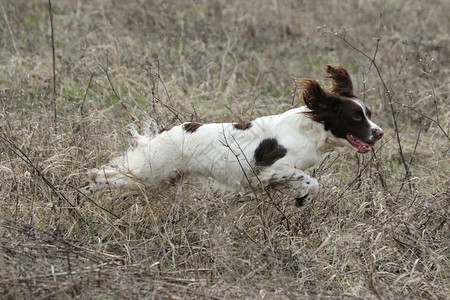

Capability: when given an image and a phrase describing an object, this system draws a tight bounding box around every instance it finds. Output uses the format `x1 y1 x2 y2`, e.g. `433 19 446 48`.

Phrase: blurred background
0 1 448 299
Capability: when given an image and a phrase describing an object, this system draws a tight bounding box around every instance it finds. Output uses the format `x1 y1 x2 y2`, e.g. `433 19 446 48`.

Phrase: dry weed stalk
47 0 57 132
0 1 448 299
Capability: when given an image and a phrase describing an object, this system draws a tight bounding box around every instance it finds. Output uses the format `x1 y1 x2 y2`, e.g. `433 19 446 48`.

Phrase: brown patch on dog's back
233 122 252 130
254 138 287 167
159 124 175 134
183 122 203 133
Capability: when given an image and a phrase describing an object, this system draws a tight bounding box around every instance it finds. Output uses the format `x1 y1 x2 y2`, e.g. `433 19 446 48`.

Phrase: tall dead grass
0 0 448 299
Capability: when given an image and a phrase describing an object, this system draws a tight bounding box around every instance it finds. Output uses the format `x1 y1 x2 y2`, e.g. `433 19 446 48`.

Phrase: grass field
0 0 449 299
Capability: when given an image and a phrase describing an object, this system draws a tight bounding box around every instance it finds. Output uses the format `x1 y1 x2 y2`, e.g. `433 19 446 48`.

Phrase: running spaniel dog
81 66 383 206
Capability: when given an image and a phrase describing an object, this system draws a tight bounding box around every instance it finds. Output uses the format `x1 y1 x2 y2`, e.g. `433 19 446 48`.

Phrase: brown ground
0 1 449 299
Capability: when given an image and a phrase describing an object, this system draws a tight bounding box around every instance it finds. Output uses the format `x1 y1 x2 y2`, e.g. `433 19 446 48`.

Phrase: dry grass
0 0 449 299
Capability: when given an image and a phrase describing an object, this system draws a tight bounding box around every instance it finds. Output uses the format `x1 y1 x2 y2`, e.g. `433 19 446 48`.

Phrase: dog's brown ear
296 78 339 111
324 65 356 98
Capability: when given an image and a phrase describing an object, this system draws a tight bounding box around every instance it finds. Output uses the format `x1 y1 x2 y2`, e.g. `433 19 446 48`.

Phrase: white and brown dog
81 66 383 206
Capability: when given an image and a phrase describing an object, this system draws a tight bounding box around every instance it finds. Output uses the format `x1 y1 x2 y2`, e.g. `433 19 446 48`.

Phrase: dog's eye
352 114 363 121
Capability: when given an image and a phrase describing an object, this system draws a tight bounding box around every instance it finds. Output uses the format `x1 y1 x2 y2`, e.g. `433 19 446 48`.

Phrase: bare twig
371 148 388 192
48 0 57 132
0 133 74 208
328 30 413 191
320 140 389 221
149 60 185 123
95 53 140 125
79 66 95 118
425 60 441 129
418 58 449 146
62 180 131 226
219 128 292 232
403 104 450 143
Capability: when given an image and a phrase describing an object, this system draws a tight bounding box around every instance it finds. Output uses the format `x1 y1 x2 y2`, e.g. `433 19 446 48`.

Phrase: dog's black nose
372 128 384 140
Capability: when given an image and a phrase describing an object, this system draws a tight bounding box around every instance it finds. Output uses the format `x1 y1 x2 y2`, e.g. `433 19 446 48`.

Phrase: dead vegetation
0 0 449 299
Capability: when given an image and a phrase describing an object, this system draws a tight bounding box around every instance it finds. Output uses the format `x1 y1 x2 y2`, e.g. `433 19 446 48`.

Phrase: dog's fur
80 66 383 205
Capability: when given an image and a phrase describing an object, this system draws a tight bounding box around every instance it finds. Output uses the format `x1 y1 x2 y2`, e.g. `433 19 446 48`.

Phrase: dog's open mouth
346 133 375 153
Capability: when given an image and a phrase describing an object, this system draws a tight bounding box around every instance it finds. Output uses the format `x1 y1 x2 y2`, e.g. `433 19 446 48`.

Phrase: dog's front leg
284 171 319 206
258 164 319 206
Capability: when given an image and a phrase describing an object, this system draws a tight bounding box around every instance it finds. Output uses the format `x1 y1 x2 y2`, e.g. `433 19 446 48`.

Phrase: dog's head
297 65 383 153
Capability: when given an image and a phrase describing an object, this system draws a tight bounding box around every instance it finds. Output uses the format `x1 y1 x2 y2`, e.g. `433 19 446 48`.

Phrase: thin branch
48 0 57 132
0 133 74 208
402 104 450 142
62 180 130 226
422 58 449 147
80 67 94 118
425 62 441 127
336 33 411 182
321 140 388 221
150 60 185 123
95 53 140 125
219 129 291 231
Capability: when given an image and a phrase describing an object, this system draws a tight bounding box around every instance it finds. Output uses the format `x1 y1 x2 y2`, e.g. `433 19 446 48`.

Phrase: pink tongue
346 134 374 153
